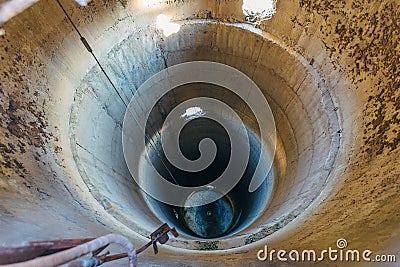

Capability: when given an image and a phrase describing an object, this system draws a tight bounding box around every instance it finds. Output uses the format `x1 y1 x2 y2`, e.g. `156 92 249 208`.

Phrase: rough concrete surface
0 0 399 266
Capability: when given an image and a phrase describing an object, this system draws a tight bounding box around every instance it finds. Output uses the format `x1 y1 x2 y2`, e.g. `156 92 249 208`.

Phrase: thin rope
54 0 180 186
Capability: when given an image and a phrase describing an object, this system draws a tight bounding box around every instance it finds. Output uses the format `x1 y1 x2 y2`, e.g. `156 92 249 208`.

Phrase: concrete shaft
0 0 399 266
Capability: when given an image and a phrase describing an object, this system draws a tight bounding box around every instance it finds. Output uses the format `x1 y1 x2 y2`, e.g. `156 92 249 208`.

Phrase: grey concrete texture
0 0 399 266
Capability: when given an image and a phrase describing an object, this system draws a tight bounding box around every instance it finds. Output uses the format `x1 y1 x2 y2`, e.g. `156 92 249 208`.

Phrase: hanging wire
53 0 180 186
54 0 128 107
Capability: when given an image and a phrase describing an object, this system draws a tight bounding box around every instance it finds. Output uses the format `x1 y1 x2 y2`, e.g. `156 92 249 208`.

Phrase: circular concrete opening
134 82 274 238
2 1 398 264
70 20 341 250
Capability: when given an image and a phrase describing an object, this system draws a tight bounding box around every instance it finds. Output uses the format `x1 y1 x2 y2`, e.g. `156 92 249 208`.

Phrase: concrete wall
0 0 398 265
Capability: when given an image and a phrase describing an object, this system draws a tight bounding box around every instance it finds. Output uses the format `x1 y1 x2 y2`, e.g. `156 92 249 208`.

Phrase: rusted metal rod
3 234 136 267
100 242 150 264
101 223 179 264
0 238 95 264
67 223 179 266
0 223 178 266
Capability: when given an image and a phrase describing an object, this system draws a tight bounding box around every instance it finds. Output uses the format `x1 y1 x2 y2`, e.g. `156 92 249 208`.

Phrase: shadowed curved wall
0 0 399 266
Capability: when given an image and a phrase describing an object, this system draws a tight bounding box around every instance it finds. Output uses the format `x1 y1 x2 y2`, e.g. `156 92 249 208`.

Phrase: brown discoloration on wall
294 0 400 157
0 0 398 265
261 0 400 255
0 29 54 190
